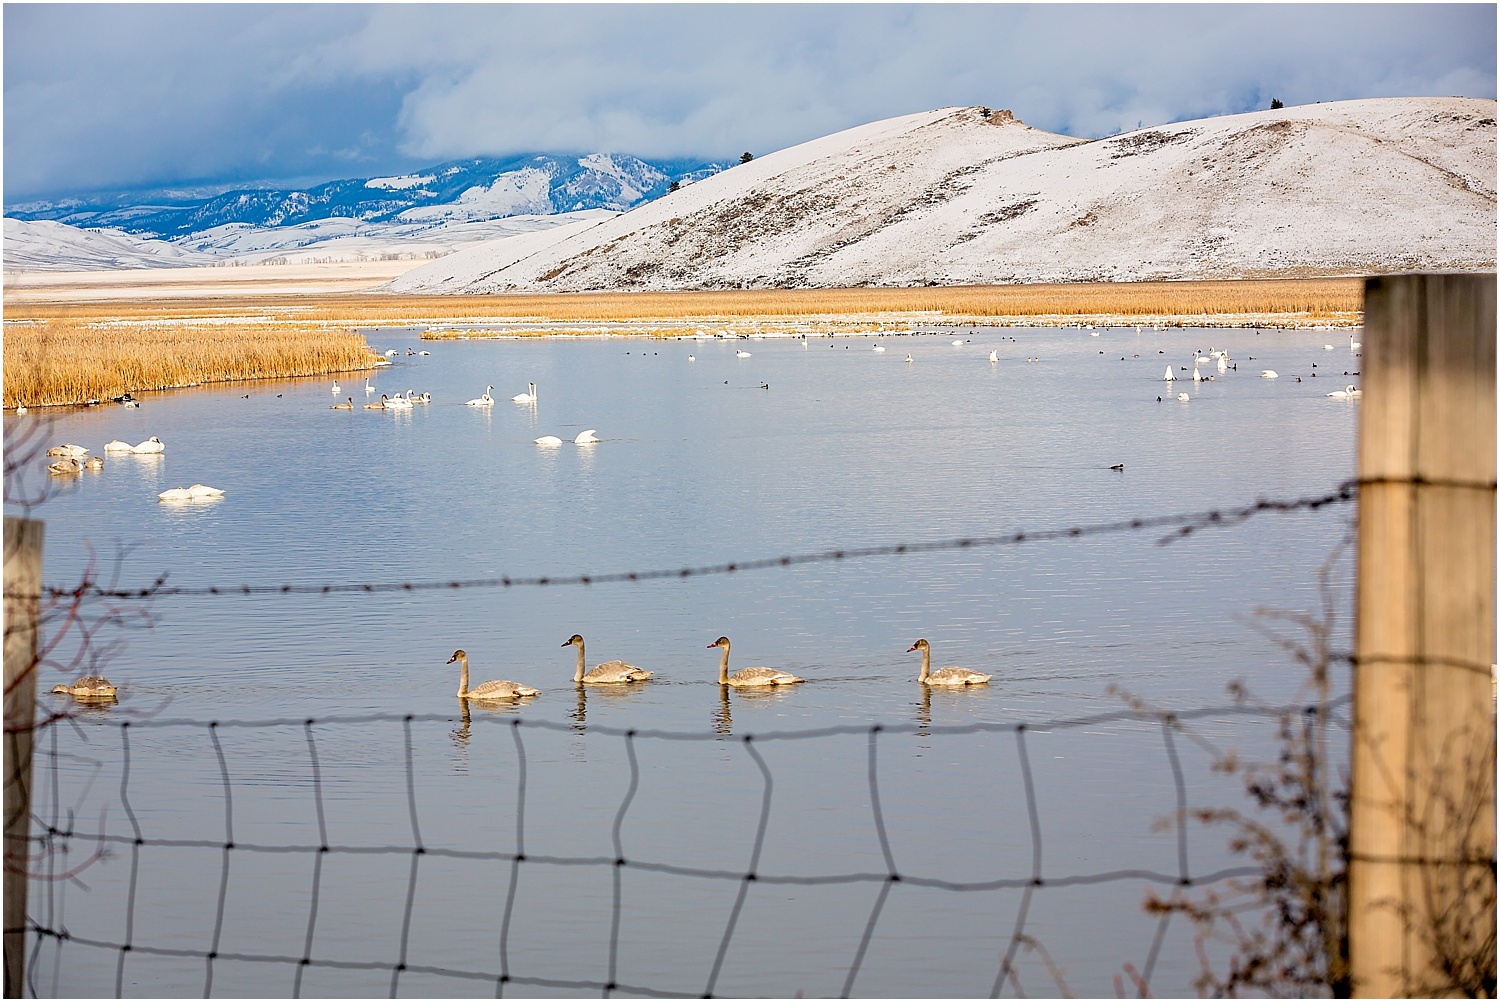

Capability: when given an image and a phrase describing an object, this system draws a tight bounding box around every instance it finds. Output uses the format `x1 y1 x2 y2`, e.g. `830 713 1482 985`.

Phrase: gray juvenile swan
447 650 540 699
562 634 652 684
907 639 991 686
708 637 804 686
52 674 118 698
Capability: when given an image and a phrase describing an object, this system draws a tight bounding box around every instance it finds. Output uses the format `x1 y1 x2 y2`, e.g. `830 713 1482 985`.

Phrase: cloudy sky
5 3 1495 202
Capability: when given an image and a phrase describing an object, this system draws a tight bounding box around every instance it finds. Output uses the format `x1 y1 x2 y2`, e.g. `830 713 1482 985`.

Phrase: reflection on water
18 326 1359 996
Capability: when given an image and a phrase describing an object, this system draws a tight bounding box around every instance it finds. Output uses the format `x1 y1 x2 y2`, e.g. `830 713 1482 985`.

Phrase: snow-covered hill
389 97 1496 293
2 218 215 271
2 210 615 273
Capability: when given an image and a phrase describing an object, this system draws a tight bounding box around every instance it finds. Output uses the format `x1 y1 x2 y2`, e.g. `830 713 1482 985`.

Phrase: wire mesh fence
21 697 1352 998
9 481 1369 997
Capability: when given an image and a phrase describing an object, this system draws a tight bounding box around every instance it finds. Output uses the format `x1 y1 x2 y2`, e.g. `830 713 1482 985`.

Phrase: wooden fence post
1350 273 1497 996
4 517 44 998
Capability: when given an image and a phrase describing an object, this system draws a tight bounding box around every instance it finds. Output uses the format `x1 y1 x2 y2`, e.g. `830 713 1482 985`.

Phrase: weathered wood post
1350 273 1496 996
4 517 43 998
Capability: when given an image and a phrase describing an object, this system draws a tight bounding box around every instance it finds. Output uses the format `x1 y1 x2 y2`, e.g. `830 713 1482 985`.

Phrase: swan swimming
873 345 886 352
1327 384 1360 399
47 443 89 459
952 339 965 346
1192 366 1203 382
365 395 388 410
534 435 563 446
157 487 193 501
104 440 133 452
905 354 913 363
51 674 117 698
1163 366 1176 381
447 650 539 699
47 458 82 477
562 634 652 684
511 382 536 403
188 484 224 498
331 381 340 395
907 639 990 686
83 456 104 471
708 637 804 687
1260 370 1279 379
332 397 353 410
466 386 495 407
573 429 600 444
365 379 376 396
736 350 752 358
989 350 999 363
131 437 165 454
1177 392 1191 402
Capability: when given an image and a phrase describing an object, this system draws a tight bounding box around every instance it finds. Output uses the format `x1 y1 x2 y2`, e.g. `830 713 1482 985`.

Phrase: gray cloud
5 4 1494 201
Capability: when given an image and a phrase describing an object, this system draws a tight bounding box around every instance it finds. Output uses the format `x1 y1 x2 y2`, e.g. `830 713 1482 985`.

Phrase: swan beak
446 654 458 664
906 645 919 653
561 640 570 647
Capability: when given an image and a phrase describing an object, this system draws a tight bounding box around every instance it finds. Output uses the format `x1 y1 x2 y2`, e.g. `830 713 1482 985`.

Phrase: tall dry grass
3 317 379 408
8 278 1364 326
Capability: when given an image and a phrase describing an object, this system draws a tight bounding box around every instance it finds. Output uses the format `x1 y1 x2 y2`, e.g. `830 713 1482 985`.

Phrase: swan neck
919 648 930 682
718 645 730 684
458 654 470 696
574 643 586 683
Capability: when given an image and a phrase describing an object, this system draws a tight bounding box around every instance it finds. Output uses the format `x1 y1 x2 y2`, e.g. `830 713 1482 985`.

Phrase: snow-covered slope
2 218 215 272
3 210 615 272
390 98 1496 293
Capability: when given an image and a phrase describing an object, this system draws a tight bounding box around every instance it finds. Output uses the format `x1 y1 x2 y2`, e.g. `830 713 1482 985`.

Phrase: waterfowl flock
444 634 987 702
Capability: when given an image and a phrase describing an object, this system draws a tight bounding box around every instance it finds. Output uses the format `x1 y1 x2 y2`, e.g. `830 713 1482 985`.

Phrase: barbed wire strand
40 481 1358 602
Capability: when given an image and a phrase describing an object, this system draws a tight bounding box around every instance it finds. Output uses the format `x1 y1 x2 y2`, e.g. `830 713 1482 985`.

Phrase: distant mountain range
3 153 726 270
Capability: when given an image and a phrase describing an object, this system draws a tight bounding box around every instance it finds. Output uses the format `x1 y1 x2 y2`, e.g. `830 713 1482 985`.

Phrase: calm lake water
14 324 1360 997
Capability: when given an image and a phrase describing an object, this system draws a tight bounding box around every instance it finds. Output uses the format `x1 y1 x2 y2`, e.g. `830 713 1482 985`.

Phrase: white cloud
4 4 1494 201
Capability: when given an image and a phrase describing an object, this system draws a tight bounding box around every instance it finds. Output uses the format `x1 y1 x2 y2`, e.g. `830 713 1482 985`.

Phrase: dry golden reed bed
4 278 1362 407
3 317 380 409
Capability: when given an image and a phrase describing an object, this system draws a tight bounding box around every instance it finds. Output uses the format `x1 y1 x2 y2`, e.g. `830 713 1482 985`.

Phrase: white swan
1327 384 1360 399
331 381 340 395
448 649 539 699
104 440 134 452
535 435 563 446
15 404 26 415
573 429 600 444
1351 335 1362 351
511 382 536 403
1163 366 1176 381
688 355 696 361
1217 356 1228 372
907 639 990 686
466 386 495 407
905 354 913 363
709 637 804 687
386 394 413 410
951 339 965 346
563 634 652 684
157 487 192 501
1323 344 1335 351
188 484 224 498
735 350 752 358
989 350 999 363
1177 392 1191 402
1260 370 1279 379
873 345 886 352
131 437 165 454
1192 366 1203 382
47 443 89 459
